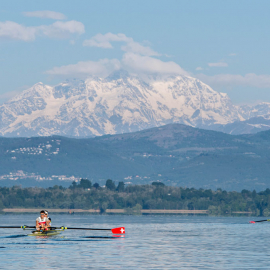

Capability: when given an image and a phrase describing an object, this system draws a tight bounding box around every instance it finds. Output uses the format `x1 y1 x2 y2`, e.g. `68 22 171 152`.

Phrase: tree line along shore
0 179 270 216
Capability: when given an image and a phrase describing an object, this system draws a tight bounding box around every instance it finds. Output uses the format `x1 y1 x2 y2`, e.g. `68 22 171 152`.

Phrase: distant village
0 170 80 182
0 169 156 186
6 139 61 160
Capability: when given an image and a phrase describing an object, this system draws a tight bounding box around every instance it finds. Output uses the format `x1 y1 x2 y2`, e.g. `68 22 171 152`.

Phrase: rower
36 210 48 231
44 210 51 229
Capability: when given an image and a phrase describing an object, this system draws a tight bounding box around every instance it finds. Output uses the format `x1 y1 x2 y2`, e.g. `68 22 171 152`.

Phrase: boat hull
28 230 61 236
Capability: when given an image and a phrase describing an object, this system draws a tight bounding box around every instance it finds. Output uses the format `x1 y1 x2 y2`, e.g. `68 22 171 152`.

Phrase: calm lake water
0 214 269 269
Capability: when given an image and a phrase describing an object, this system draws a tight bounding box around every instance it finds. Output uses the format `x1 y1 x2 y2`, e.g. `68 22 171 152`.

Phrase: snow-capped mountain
238 103 270 119
207 102 270 135
0 70 257 137
214 114 270 135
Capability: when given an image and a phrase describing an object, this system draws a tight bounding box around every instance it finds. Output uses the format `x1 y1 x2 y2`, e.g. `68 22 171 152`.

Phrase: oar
249 219 270 223
56 226 125 234
0 226 35 229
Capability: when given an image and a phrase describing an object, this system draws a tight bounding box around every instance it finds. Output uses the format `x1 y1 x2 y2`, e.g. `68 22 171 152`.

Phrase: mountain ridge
1 71 270 137
1 123 270 191
0 72 243 137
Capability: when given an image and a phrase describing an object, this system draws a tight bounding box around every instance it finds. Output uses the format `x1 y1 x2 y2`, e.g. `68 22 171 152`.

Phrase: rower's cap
45 210 49 215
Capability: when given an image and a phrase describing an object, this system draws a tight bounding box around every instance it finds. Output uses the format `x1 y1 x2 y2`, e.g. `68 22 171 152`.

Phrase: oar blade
111 227 125 234
249 219 270 223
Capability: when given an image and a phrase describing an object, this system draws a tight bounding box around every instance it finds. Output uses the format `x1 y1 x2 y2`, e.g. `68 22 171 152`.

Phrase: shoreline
1 208 253 214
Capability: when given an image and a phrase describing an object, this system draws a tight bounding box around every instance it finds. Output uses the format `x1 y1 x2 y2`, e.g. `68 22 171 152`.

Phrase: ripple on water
1 215 270 269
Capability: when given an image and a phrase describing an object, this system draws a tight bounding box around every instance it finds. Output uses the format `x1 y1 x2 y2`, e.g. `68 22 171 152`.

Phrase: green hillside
1 124 270 191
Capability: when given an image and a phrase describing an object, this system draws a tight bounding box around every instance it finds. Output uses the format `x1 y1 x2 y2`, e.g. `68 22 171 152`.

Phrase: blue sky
1 0 270 104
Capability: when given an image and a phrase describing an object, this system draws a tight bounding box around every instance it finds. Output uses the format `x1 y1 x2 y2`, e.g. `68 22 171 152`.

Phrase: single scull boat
0 225 125 237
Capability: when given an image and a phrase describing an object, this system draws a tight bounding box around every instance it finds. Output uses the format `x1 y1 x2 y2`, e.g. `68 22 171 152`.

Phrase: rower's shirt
36 216 48 225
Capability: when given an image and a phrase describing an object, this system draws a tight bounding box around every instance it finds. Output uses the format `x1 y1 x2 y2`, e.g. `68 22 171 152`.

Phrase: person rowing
44 210 51 229
36 210 48 231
